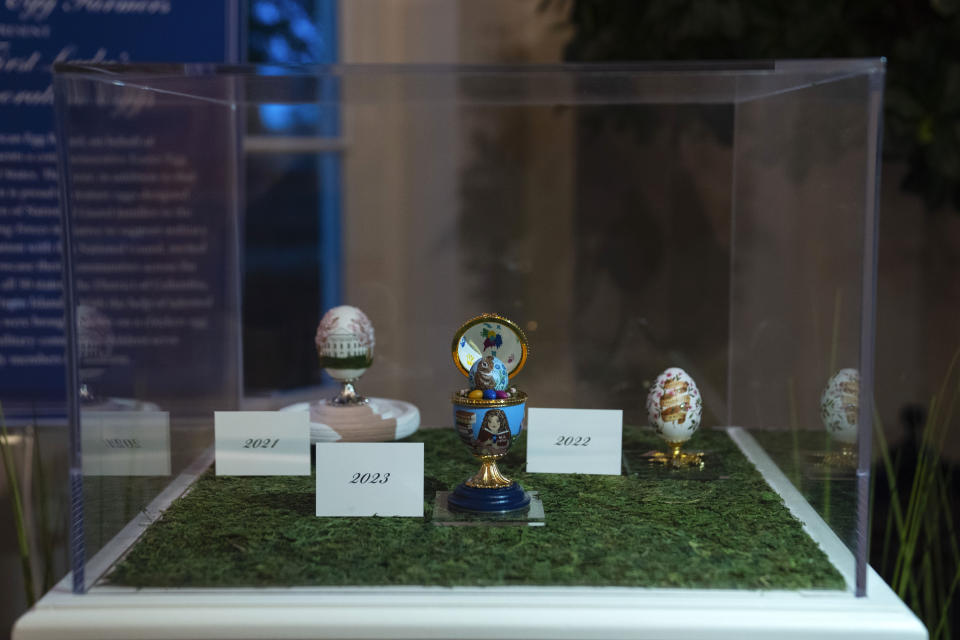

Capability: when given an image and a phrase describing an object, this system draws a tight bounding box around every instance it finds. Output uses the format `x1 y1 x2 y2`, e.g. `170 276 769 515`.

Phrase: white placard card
315 443 424 517
81 411 171 477
215 411 310 476
526 408 623 475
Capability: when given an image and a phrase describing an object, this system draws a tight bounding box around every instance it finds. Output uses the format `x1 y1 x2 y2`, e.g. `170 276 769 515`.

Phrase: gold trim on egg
451 313 529 378
450 390 528 408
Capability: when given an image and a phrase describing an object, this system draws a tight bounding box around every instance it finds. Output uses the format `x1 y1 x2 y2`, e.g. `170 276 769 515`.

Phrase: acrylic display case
13 60 927 640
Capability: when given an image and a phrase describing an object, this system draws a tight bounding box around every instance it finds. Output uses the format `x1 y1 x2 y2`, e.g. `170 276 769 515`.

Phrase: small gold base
330 381 369 406
465 456 513 489
648 442 704 470
813 445 857 469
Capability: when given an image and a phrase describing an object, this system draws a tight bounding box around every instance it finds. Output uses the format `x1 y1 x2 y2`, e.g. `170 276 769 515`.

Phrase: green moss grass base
107 427 845 590
749 429 858 550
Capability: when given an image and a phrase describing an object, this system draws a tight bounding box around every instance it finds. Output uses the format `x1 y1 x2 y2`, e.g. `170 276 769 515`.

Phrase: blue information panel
0 1 239 406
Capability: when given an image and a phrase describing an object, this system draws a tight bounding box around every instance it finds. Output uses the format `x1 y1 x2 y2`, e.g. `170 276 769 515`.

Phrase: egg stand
648 442 705 469
813 442 857 469
328 379 367 406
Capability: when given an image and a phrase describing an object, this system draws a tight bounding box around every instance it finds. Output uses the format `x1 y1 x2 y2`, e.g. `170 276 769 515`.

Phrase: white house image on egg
321 332 371 359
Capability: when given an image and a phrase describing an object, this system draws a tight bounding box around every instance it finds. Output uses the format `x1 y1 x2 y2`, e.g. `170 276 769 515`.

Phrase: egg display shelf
102 427 844 590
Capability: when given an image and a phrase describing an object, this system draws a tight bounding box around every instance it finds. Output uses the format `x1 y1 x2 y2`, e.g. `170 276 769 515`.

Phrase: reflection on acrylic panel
243 0 341 393
456 103 732 426
820 368 860 447
80 411 171 477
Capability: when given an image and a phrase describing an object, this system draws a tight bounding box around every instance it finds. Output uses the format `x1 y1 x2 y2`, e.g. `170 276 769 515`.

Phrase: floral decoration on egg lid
451 313 528 379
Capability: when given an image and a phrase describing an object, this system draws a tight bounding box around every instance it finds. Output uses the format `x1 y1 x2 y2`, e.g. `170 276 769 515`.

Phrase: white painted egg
315 305 375 382
646 367 702 444
820 368 859 445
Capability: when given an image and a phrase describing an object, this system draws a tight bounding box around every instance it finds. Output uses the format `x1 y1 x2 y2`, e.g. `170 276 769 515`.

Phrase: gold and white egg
819 368 859 446
646 367 703 444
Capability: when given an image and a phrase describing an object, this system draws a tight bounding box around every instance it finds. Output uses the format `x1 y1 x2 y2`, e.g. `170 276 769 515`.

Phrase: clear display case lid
53 59 885 107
